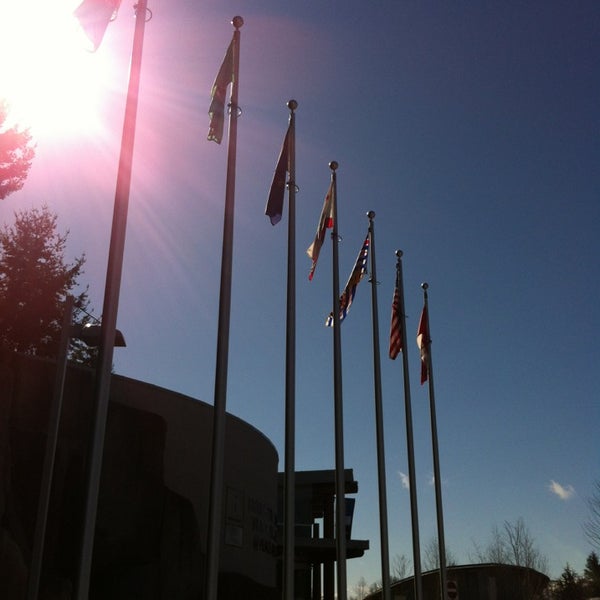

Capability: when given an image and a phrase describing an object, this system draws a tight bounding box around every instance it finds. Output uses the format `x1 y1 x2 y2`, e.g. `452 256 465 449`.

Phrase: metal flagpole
205 16 243 600
421 283 448 600
366 213 392 600
329 161 348 600
394 250 423 600
283 99 298 600
74 2 148 597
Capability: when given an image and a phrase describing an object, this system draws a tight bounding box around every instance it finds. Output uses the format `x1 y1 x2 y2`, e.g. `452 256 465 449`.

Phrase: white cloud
548 480 576 501
398 471 410 489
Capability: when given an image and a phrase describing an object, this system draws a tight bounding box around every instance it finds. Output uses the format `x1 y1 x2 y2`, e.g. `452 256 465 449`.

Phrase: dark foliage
0 205 95 364
0 100 35 200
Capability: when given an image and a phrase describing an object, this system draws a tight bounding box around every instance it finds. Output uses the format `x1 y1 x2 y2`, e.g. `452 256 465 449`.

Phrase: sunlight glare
0 0 111 138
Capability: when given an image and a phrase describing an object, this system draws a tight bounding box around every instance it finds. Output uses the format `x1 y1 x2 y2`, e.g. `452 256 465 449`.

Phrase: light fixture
72 323 126 347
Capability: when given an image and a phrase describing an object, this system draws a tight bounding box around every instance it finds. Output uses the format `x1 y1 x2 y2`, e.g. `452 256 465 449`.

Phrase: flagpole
329 161 348 600
283 99 298 600
366 212 392 600
394 250 423 600
74 2 148 597
421 283 448 600
205 16 243 600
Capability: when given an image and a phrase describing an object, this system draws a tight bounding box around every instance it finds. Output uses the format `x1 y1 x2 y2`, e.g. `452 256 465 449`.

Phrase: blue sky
2 0 599 592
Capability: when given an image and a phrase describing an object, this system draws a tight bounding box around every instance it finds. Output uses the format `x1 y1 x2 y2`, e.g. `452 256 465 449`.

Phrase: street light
72 1 148 598
75 323 126 348
27 299 125 600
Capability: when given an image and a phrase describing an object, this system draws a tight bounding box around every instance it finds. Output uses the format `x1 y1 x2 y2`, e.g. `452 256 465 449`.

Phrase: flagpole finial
395 250 403 259
232 15 244 29
367 210 375 220
421 282 429 290
329 161 338 171
287 99 298 111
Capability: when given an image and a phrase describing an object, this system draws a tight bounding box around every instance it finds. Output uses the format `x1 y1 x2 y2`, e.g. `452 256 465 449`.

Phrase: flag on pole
207 39 234 143
73 0 122 51
389 287 402 359
306 182 334 280
416 304 430 384
265 124 291 225
325 235 369 326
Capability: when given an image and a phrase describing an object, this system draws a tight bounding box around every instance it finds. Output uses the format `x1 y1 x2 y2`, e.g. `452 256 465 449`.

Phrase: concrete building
0 353 368 599
364 563 550 600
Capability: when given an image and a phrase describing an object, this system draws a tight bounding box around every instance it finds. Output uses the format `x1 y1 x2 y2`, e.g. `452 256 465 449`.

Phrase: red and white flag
416 304 430 384
306 181 334 280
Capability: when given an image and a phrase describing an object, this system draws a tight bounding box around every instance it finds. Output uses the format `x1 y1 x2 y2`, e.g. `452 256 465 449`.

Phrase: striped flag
265 124 291 225
416 304 430 384
306 182 334 280
207 38 234 143
389 287 402 359
325 236 369 326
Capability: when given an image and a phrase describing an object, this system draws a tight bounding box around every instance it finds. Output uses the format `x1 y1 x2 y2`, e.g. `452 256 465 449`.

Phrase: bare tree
354 576 368 600
469 518 548 574
391 553 412 582
422 536 457 571
584 481 600 551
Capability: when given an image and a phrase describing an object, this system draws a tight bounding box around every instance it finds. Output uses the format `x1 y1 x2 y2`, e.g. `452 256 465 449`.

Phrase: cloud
398 471 410 489
548 480 576 500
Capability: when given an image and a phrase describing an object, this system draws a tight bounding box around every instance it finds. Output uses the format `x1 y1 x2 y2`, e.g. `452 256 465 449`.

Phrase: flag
389 287 402 359
325 236 369 326
73 0 121 51
207 39 234 143
265 125 291 225
306 182 334 280
416 304 430 384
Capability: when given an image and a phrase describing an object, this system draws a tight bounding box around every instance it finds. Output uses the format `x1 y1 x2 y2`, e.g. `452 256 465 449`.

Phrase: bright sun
0 0 110 138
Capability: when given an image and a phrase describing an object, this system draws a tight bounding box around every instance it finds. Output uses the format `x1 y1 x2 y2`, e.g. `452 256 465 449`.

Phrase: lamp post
72 1 147 598
26 296 74 600
27 298 125 600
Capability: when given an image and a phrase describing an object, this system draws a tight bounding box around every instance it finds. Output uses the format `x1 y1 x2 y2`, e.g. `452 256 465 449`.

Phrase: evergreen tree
584 551 600 597
0 100 35 200
554 565 585 600
0 205 93 363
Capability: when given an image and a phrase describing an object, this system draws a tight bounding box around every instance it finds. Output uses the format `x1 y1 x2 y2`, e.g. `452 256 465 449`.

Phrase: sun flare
0 0 111 138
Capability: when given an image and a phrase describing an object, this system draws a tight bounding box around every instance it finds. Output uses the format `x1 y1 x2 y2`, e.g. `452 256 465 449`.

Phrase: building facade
1 353 278 599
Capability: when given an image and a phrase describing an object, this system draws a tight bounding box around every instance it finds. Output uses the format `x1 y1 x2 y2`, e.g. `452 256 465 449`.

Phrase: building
277 469 369 600
364 563 550 600
0 352 368 599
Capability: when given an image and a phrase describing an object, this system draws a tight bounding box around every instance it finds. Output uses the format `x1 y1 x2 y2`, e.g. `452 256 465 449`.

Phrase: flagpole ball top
232 16 244 28
421 282 429 290
329 161 338 171
395 250 403 258
367 210 376 219
287 99 298 111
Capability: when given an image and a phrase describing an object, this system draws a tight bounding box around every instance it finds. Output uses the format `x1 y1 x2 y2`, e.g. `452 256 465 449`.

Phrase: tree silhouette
0 100 35 200
584 551 600 597
584 481 600 552
554 565 585 600
0 205 93 362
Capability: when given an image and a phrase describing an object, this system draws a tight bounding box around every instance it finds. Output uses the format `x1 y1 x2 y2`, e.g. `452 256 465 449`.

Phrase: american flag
325 236 369 327
389 287 402 359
